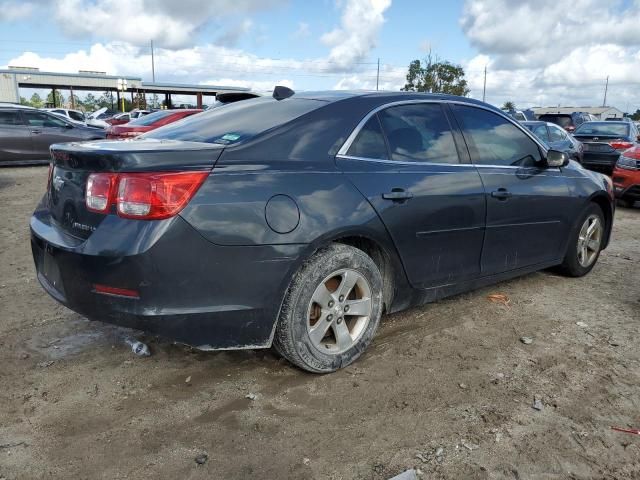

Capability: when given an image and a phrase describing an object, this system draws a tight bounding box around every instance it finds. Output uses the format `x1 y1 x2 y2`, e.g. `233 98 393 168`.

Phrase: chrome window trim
337 99 550 166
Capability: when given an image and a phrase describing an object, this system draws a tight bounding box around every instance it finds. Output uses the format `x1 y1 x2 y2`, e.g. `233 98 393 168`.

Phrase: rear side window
453 105 541 167
146 97 323 145
347 115 388 159
548 125 567 142
529 124 549 142
68 111 84 121
377 103 459 163
0 110 23 126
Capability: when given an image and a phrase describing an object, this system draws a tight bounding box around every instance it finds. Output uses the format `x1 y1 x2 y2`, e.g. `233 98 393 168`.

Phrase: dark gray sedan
0 104 105 166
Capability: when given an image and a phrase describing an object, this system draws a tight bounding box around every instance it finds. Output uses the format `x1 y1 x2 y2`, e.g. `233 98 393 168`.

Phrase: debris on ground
194 453 208 465
520 336 533 345
575 321 588 328
532 396 544 411
303 457 310 465
611 426 640 435
388 469 418 480
245 393 257 400
458 383 467 389
0 441 28 449
124 338 150 357
36 361 54 368
487 293 510 307
415 452 427 463
185 376 191 384
461 441 479 451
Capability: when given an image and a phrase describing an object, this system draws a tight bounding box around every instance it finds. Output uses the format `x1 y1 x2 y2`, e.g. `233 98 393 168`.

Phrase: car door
451 104 572 275
0 109 34 162
336 102 486 289
22 111 79 159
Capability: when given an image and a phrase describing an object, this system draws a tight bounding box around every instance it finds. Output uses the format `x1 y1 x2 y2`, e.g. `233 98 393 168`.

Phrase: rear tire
557 203 605 277
273 243 383 373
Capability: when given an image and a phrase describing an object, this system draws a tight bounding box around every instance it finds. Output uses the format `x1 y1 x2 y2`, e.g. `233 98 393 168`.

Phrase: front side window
0 110 23 126
346 115 388 159
377 103 459 163
453 105 542 167
23 111 69 128
68 111 85 121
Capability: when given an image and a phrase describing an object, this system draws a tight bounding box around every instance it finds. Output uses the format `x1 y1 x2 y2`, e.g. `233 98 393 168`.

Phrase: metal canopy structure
0 68 251 109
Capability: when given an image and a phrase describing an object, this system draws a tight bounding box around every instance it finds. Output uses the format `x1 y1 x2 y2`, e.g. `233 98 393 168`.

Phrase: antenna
273 85 295 100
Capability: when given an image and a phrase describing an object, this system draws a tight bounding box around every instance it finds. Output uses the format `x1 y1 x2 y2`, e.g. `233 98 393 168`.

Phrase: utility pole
376 58 380 91
151 39 157 108
603 75 609 107
482 65 487 102
151 39 156 82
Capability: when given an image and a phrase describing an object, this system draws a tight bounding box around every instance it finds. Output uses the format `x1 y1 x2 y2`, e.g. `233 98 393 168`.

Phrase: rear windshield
539 115 572 127
129 110 177 126
574 122 629 137
145 97 324 145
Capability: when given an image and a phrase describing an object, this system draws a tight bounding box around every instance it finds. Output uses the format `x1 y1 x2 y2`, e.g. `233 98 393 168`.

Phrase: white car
85 107 115 129
42 108 86 125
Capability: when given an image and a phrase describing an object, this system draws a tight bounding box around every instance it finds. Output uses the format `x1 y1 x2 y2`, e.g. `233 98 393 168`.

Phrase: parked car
538 112 594 133
612 145 640 206
605 116 633 123
522 121 584 163
501 108 527 121
106 110 151 126
42 108 86 125
105 109 202 139
86 107 118 129
0 103 106 166
572 121 640 175
31 90 614 372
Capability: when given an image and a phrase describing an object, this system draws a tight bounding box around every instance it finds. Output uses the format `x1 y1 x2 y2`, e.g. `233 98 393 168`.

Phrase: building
532 106 625 120
0 67 252 109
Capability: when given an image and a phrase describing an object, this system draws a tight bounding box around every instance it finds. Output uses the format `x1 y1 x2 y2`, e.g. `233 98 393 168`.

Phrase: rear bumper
30 206 303 349
582 152 619 173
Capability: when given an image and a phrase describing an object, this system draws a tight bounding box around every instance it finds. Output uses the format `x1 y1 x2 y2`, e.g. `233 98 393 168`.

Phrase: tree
29 92 43 108
81 93 98 112
401 52 469 96
19 96 29 106
631 109 640 121
45 90 65 107
502 101 516 111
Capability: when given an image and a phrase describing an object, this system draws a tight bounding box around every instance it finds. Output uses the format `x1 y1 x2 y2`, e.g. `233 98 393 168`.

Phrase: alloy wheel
306 268 372 354
577 214 602 268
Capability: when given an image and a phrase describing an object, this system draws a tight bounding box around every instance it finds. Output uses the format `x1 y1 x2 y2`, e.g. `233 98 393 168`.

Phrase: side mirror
65 123 74 129
636 134 640 142
546 149 568 167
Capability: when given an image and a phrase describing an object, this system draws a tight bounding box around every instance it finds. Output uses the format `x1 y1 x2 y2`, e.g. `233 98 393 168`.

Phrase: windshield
128 110 177 126
539 115 572 127
574 122 629 137
145 97 324 145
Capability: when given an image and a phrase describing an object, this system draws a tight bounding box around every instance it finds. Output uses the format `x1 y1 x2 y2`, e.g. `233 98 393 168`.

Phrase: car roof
0 102 35 109
521 121 546 126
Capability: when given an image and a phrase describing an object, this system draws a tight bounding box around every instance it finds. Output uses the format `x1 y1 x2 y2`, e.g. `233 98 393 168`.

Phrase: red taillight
610 141 633 151
85 171 208 220
86 173 117 213
93 284 139 298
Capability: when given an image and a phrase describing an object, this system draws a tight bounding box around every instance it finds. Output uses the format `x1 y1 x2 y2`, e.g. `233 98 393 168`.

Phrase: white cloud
461 0 640 111
321 0 392 70
215 19 254 47
0 0 36 21
51 0 284 49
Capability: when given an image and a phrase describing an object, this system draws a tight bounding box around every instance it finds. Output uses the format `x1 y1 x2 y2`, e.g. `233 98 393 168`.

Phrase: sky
1 0 639 111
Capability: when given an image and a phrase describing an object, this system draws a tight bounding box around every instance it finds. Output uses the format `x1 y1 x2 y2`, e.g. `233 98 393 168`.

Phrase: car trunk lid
47 138 223 240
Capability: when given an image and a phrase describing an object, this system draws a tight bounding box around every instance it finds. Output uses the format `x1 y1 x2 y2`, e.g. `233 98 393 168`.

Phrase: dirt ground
1 166 639 480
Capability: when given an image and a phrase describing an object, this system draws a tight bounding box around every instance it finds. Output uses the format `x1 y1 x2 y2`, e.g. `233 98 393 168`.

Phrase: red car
612 145 640 206
106 109 202 139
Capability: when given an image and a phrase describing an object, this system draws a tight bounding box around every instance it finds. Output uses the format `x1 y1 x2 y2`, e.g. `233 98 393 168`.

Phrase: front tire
273 243 383 373
557 203 605 277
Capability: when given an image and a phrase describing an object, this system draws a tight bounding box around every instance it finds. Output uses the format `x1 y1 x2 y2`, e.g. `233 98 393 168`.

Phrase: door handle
382 189 413 202
491 188 512 200
31 129 42 134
